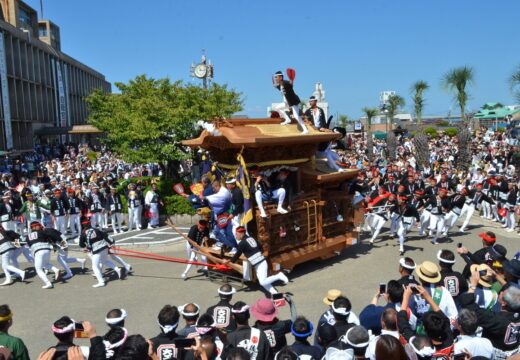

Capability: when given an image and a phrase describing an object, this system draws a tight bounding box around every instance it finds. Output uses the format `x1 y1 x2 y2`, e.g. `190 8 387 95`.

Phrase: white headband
105 309 127 325
158 321 179 334
437 250 456 264
342 328 370 348
51 321 75 334
179 304 200 317
231 305 250 313
218 287 237 296
408 336 435 357
331 303 350 316
103 327 128 350
399 258 416 270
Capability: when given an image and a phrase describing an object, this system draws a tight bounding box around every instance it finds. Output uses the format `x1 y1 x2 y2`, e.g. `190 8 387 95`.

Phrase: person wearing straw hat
289 316 322 360
437 250 467 305
251 296 296 354
205 284 237 333
227 301 271 360
469 264 500 311
462 277 520 355
272 71 309 135
410 261 458 326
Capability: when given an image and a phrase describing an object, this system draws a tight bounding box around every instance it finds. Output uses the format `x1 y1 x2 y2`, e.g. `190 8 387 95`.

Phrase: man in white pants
145 183 163 229
224 226 288 294
0 227 26 286
79 219 121 288
50 189 68 235
26 221 60 289
394 196 421 255
126 183 142 231
273 71 309 134
427 189 449 245
254 172 288 219
67 188 82 240
181 220 209 280
107 187 124 233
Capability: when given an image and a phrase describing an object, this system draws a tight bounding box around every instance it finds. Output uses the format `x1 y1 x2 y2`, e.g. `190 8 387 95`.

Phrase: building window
19 7 32 31
39 26 48 37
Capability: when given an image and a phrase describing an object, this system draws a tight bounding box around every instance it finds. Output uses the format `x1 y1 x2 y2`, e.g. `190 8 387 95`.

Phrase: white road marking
116 236 185 246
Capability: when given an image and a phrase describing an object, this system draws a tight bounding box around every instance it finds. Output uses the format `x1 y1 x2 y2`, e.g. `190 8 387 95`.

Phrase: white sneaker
20 271 26 282
42 283 53 289
301 129 309 135
280 120 291 125
399 246 404 253
278 272 289 284
125 265 132 273
53 268 60 281
73 237 80 244
79 258 87 270
277 207 288 214
0 280 13 286
431 239 439 245
147 225 153 229
181 273 187 280
507 228 514 232
114 267 122 279
92 282 105 288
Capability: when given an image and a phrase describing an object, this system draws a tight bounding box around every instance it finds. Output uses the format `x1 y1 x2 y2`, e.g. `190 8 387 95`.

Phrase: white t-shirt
454 335 493 359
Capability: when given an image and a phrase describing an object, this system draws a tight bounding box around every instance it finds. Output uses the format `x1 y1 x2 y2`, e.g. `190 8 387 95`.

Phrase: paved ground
1 216 518 357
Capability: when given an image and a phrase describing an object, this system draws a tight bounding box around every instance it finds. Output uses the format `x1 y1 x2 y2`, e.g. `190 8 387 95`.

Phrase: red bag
498 207 508 218
144 209 152 219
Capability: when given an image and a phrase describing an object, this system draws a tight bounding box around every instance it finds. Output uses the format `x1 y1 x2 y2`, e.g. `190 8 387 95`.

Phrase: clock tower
190 49 214 89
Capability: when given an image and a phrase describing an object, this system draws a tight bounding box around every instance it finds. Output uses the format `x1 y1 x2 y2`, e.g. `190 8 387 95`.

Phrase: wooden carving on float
181 118 364 275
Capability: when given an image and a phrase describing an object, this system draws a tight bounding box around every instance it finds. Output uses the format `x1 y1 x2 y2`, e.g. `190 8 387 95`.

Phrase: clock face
194 64 207 78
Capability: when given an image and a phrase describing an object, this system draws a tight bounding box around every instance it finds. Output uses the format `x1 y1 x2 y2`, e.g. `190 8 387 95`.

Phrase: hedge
443 128 458 137
424 127 438 137
113 176 195 215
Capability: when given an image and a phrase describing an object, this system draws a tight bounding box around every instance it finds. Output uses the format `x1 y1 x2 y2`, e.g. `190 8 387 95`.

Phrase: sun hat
470 264 493 288
416 261 442 284
323 289 342 306
251 298 279 322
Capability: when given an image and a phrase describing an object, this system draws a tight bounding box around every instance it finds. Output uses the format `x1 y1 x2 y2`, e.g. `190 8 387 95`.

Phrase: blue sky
27 0 519 119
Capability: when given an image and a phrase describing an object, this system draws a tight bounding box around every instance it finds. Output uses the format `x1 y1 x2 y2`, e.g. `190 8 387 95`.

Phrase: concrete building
0 0 111 151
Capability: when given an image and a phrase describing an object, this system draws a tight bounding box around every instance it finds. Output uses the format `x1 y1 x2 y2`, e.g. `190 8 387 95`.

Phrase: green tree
339 114 348 128
442 66 474 171
386 94 405 160
510 65 520 103
86 75 242 175
411 81 430 169
362 107 378 161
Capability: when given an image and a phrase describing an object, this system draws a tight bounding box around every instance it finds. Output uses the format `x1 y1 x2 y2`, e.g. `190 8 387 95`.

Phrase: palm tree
386 94 405 160
362 107 379 161
411 81 430 169
510 65 520 103
442 66 474 171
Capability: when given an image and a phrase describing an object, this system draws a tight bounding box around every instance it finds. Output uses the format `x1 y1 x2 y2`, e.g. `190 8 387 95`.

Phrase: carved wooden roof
182 118 340 150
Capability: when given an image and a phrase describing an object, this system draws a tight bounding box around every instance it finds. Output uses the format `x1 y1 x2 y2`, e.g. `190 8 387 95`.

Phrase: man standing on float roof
272 70 309 134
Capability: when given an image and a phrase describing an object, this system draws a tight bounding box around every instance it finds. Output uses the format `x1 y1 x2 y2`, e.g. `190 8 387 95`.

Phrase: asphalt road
1 216 518 357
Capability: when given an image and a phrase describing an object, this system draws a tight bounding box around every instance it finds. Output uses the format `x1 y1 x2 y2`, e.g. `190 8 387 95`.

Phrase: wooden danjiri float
180 118 365 282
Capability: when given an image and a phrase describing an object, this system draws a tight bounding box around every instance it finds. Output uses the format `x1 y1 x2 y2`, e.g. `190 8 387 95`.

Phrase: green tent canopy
373 131 386 140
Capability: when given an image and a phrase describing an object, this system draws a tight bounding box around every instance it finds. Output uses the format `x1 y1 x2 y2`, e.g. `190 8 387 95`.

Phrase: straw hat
470 264 493 288
323 289 342 306
416 261 442 284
